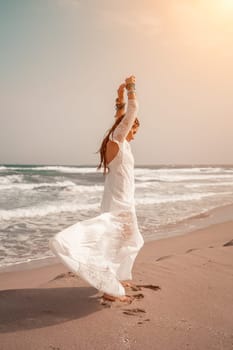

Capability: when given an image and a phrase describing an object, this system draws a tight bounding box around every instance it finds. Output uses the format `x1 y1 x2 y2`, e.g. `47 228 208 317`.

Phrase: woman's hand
125 75 136 88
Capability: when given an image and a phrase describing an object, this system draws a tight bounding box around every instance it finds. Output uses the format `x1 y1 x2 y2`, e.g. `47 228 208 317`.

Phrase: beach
0 207 233 350
1 0 233 348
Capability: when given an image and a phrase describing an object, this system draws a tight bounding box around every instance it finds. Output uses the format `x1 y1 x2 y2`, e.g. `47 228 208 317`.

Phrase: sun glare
218 0 233 10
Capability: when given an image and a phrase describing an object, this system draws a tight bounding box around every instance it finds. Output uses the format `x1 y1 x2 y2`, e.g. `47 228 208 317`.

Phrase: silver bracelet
126 83 136 90
127 89 136 95
115 103 126 110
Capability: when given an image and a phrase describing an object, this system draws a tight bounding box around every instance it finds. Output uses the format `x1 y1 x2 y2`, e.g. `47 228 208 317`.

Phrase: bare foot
120 281 141 291
103 293 134 303
120 281 134 288
102 293 117 301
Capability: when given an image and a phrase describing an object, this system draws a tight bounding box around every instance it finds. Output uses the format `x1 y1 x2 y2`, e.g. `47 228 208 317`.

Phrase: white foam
185 182 233 188
135 191 233 205
66 184 103 193
135 182 160 189
134 167 230 175
0 174 24 185
0 201 100 221
1 166 99 173
135 171 233 182
33 166 99 173
0 180 103 193
0 253 56 269
135 180 233 190
0 180 74 190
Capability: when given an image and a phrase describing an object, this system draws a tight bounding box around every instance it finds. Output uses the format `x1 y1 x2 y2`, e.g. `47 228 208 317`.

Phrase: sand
0 215 233 349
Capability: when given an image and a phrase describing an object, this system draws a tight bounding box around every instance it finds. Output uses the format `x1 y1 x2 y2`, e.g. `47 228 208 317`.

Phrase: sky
0 0 233 166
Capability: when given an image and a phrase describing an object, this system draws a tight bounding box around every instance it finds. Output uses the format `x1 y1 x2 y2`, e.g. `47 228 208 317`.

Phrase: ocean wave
135 172 233 182
0 180 103 192
0 254 54 269
2 165 233 177
32 166 99 173
1 165 99 173
134 167 232 175
135 191 233 205
0 174 24 185
185 182 233 188
0 201 100 221
135 180 233 190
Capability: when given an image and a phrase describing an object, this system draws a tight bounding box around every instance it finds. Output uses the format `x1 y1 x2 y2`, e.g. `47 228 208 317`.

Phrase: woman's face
126 125 139 142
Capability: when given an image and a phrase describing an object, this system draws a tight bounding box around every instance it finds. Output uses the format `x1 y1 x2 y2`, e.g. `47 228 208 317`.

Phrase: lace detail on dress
112 99 138 143
118 210 137 240
77 261 125 296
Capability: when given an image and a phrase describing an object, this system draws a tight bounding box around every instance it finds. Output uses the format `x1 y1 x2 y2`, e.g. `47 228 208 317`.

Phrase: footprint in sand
122 309 151 326
133 293 145 300
136 284 161 291
124 284 161 292
122 282 141 291
223 239 233 247
99 293 145 306
52 271 77 280
185 248 199 254
123 308 146 316
156 255 173 261
137 318 151 325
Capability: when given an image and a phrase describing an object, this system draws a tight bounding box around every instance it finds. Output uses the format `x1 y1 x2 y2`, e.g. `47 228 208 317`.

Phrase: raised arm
113 76 138 143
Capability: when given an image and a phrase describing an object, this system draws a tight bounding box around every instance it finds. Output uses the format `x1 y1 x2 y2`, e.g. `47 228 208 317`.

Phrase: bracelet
115 103 126 110
116 97 124 103
127 89 136 95
126 82 136 90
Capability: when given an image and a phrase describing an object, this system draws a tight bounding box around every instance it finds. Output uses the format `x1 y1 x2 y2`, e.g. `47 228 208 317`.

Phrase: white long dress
49 98 144 297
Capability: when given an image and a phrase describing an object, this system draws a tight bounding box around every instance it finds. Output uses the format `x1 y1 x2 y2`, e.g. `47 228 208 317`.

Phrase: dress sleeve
112 99 139 144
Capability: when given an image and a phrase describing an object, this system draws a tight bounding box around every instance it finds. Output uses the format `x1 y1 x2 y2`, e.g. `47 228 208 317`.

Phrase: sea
0 164 233 271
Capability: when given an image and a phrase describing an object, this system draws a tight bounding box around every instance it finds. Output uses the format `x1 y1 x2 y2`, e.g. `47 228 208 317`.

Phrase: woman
49 75 144 303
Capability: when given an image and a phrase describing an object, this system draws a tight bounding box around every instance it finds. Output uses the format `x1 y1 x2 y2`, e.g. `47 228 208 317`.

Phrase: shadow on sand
0 286 102 333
